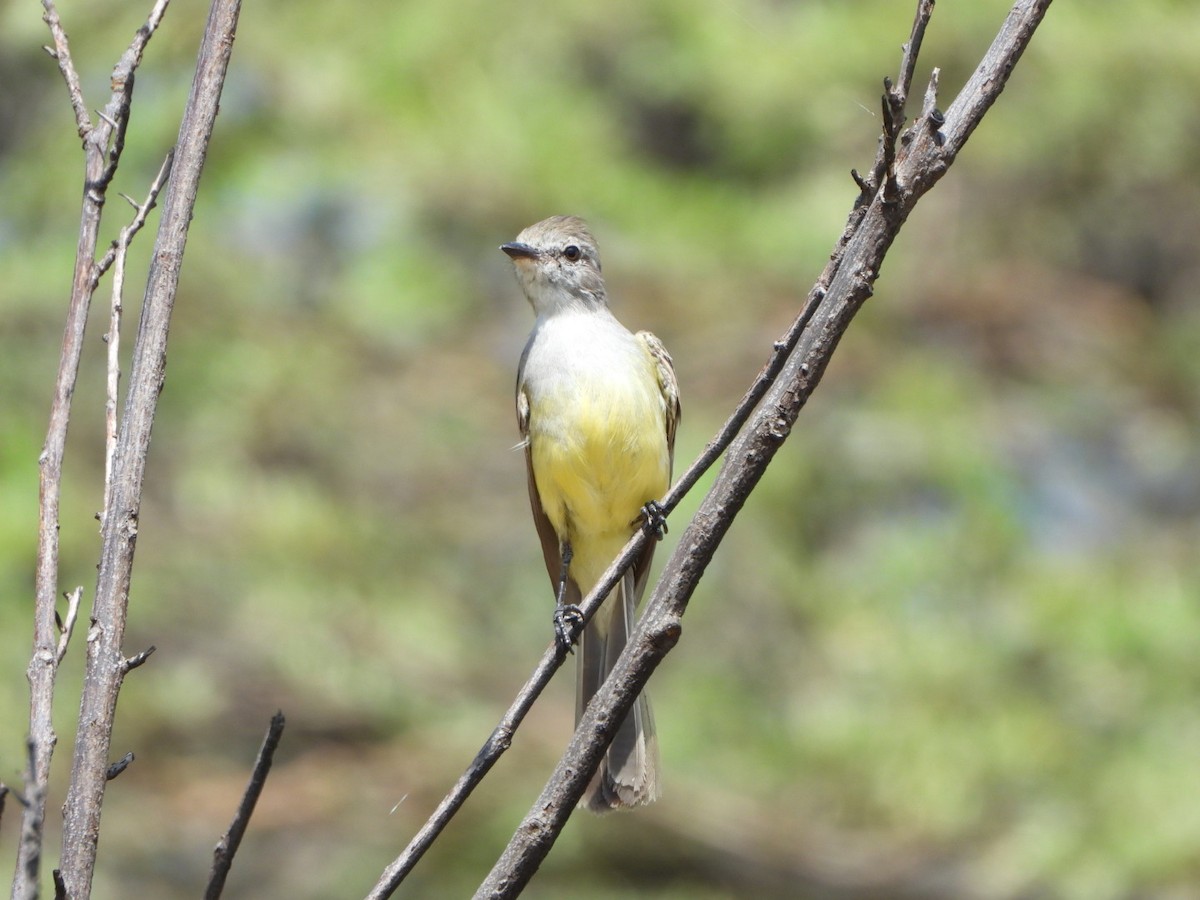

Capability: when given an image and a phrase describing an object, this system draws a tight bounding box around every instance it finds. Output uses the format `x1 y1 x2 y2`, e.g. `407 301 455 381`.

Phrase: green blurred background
3 1 1199 897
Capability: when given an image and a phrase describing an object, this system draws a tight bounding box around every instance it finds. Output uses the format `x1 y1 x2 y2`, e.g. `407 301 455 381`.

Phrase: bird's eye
563 245 581 261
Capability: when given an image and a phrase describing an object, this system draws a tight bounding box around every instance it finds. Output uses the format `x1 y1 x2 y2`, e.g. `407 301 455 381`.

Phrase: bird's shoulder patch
516 385 531 440
635 330 681 448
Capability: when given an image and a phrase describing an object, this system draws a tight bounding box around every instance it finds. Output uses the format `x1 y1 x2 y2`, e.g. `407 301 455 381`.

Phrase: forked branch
52 0 243 895
20 3 172 897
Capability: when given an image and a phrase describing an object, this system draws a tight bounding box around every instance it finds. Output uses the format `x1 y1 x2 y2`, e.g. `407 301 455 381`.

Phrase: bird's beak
500 241 538 261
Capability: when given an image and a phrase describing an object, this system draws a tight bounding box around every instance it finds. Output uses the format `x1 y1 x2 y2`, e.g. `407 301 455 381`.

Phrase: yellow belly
529 376 669 591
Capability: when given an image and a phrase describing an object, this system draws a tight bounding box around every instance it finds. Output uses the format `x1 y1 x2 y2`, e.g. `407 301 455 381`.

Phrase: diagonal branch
363 266 830 900
474 0 1055 895
94 0 171 195
39 1 90 140
205 712 286 900
365 10 931 898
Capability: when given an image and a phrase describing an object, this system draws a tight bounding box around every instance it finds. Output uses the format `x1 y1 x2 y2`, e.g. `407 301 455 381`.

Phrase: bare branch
121 645 157 673
862 0 936 204
205 712 286 900
14 741 46 900
95 109 123 134
367 247 835 900
896 0 935 116
20 0 178 891
104 753 134 782
922 67 942 120
56 2 242 893
473 1 1055 895
102 288 124 528
366 646 570 898
93 148 174 287
96 0 172 193
55 587 82 665
39 1 90 139
101 152 174 528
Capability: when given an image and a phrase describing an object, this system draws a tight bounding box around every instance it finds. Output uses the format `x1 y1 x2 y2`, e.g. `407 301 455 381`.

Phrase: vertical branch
56 0 242 894
20 3 170 897
101 255 125 527
101 152 174 529
13 742 46 900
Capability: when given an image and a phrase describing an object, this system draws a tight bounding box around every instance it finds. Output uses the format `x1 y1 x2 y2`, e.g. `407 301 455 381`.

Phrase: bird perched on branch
503 215 680 812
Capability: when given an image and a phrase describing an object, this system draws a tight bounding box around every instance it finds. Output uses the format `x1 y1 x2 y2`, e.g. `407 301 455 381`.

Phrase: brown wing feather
637 330 681 471
517 382 583 607
631 330 682 599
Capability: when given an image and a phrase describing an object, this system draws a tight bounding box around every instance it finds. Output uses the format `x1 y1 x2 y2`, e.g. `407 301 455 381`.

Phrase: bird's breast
522 314 670 545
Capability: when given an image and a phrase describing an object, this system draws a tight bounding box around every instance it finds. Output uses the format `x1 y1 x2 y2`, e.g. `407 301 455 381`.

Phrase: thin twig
96 0 172 194
122 645 157 673
897 0 935 114
474 0 1055 895
861 0 936 203
102 273 123 530
205 712 286 900
93 148 174 287
101 151 174 528
922 67 942 120
105 753 134 782
40 0 90 139
55 586 82 665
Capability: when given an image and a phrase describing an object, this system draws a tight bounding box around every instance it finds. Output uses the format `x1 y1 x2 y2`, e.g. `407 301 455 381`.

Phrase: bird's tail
576 568 659 812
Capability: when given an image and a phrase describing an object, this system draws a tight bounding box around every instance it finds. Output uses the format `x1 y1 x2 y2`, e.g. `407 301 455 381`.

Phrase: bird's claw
553 604 585 654
637 500 669 540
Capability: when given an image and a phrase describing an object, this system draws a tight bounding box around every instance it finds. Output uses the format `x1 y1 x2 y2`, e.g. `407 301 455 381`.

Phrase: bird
502 215 680 812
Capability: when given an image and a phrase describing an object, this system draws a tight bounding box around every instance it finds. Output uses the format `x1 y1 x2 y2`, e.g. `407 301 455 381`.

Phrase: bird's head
501 215 607 315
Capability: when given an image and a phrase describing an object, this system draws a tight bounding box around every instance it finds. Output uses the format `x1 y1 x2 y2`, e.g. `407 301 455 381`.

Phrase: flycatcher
502 216 680 812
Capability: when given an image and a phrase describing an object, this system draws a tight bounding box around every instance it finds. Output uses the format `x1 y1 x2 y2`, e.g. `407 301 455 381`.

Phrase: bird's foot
637 500 669 540
553 604 584 655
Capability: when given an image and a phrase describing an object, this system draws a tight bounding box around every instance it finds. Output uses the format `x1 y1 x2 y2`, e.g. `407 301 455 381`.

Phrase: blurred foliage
2 1 1198 897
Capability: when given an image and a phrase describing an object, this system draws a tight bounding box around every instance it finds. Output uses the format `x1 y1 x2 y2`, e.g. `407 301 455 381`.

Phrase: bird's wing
516 371 574 600
631 330 681 600
636 330 681 475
